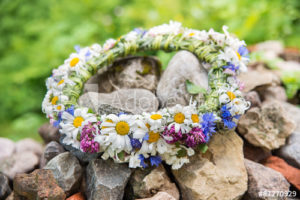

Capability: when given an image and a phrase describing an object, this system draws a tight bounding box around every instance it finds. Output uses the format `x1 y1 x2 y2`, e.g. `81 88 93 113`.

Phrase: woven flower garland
42 21 250 169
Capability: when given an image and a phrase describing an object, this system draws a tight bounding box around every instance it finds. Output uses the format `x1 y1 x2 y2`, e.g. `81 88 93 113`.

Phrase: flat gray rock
86 159 132 200
79 89 159 115
243 159 290 200
276 132 300 168
157 51 209 107
44 152 82 196
0 172 11 199
40 141 65 168
0 138 15 161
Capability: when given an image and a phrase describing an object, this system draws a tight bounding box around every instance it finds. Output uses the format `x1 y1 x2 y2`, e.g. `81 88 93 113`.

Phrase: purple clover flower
184 127 206 148
80 122 101 153
162 125 183 144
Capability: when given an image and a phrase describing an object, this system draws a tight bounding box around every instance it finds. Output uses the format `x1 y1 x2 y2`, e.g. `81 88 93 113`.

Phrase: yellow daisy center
227 91 236 101
57 79 64 85
57 105 62 110
70 57 80 67
148 131 160 143
174 112 185 124
150 114 162 120
73 116 84 128
115 121 130 135
191 114 199 123
51 96 58 105
189 32 195 36
236 51 241 60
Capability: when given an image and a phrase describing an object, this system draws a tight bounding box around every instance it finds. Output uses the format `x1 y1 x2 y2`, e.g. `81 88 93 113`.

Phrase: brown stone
244 91 261 108
136 192 176 200
129 165 179 199
238 100 296 150
243 141 271 163
38 123 60 143
66 192 85 200
172 131 247 200
13 169 66 200
263 156 300 190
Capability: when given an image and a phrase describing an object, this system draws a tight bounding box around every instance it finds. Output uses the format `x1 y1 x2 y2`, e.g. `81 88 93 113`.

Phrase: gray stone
0 151 39 179
238 100 296 150
257 85 287 102
84 56 161 94
156 50 209 107
276 133 300 169
172 131 248 200
280 101 300 133
44 152 82 196
59 134 99 163
40 141 65 168
38 123 60 143
0 138 15 161
0 173 11 199
238 68 280 92
86 159 132 200
15 138 43 157
255 40 284 60
79 89 159 115
137 192 177 200
244 91 261 108
243 159 290 200
129 165 179 199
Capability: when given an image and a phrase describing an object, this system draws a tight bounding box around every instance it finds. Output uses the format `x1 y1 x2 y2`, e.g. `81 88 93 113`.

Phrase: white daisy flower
218 85 242 104
60 107 97 148
146 21 182 36
129 152 142 168
52 75 75 91
100 114 135 152
228 98 251 116
64 47 92 75
103 39 116 51
167 104 194 133
143 111 167 132
42 90 68 116
123 31 139 42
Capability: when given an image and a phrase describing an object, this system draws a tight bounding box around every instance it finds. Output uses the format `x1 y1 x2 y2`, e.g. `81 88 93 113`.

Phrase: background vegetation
0 0 299 141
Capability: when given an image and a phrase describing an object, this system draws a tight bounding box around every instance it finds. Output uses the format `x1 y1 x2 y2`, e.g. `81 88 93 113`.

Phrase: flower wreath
42 21 250 169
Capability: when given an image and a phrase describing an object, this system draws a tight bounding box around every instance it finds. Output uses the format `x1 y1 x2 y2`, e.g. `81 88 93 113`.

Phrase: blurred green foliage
0 0 299 141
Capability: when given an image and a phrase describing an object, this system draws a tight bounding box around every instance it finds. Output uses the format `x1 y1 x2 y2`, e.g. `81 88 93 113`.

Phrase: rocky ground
0 41 300 200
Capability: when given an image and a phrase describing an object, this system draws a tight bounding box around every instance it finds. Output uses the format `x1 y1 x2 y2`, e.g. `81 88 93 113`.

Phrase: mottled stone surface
156 51 209 107
244 91 261 108
13 169 66 200
0 173 11 199
136 192 176 200
238 100 296 150
40 141 65 168
0 138 15 161
0 151 39 179
83 56 161 94
263 156 300 190
44 152 82 196
79 89 159 115
38 123 60 143
276 132 300 169
280 101 300 133
129 165 179 199
172 131 247 200
243 141 271 163
86 159 132 200
15 138 43 157
243 159 290 200
257 85 287 102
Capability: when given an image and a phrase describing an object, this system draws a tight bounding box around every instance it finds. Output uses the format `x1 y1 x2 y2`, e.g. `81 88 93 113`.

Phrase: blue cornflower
238 46 249 58
133 28 147 37
74 45 81 53
117 112 126 117
66 105 75 116
201 112 217 141
149 156 162 167
143 132 149 141
53 112 62 128
223 62 239 71
130 137 142 149
221 105 237 129
138 154 148 168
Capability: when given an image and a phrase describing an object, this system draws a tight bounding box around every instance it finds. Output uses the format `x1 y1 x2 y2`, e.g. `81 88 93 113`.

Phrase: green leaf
198 143 208 153
177 148 187 158
186 80 207 95
117 151 125 161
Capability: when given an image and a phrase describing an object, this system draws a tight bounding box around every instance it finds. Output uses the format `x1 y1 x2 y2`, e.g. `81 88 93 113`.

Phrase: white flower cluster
42 21 250 169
